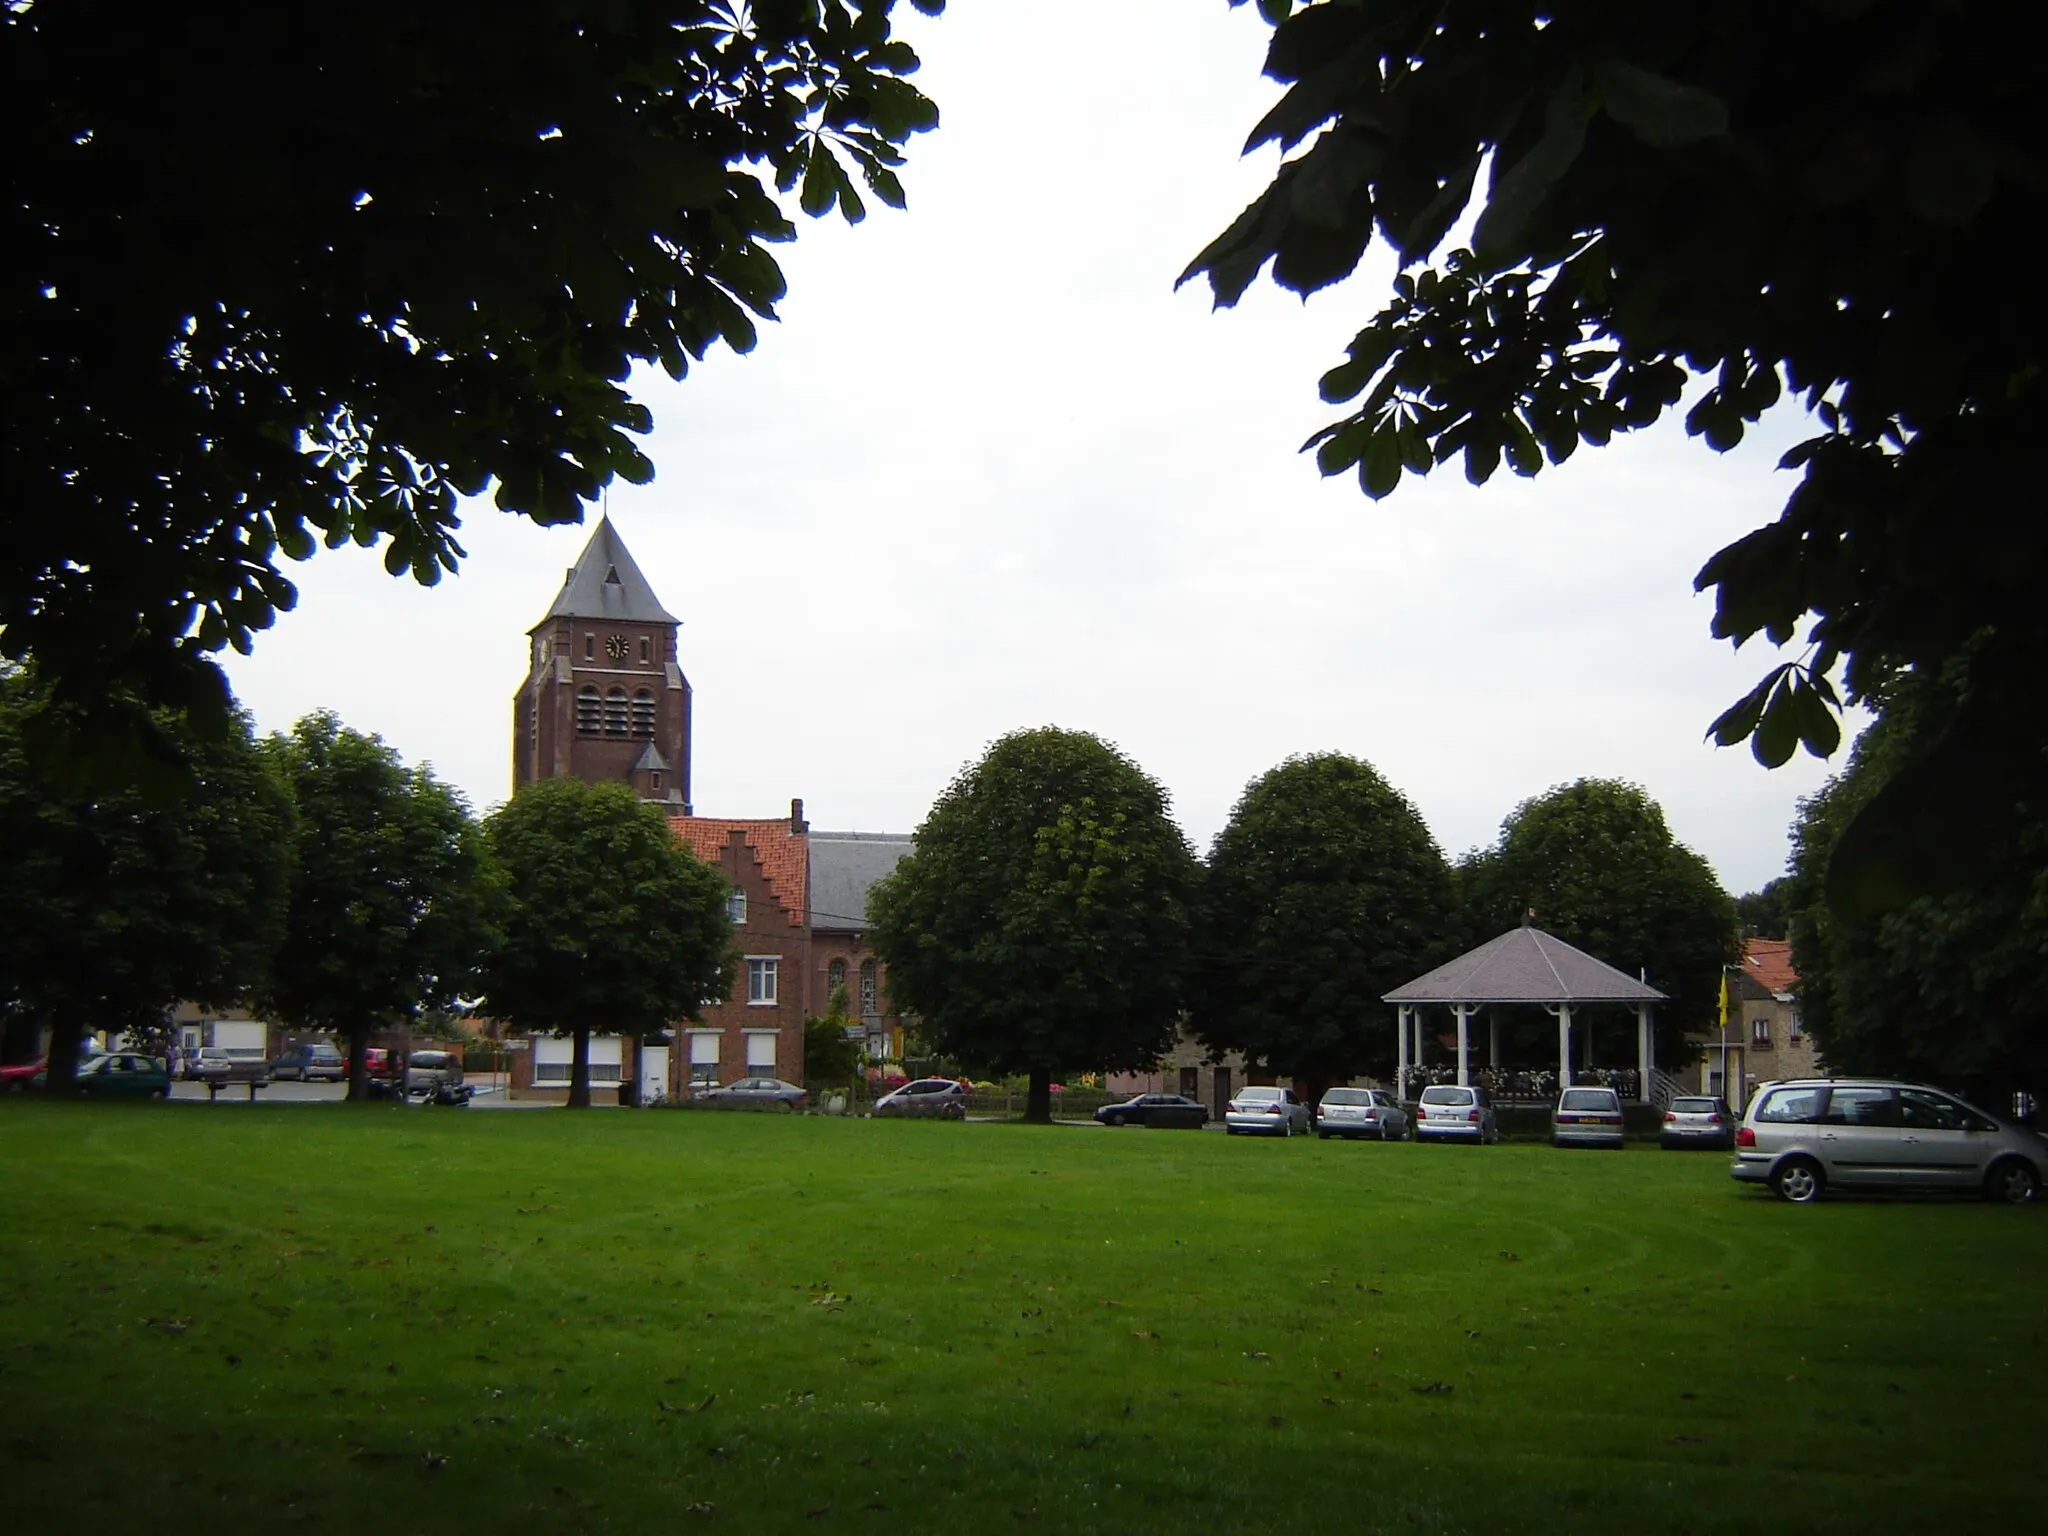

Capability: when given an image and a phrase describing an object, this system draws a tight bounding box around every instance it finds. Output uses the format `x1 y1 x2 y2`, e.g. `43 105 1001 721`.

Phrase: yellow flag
1718 968 1730 1029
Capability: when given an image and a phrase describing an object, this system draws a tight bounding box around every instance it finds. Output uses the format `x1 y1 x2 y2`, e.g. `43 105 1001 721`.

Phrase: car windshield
1419 1087 1472 1105
1671 1098 1719 1114
1237 1088 1281 1101
1322 1088 1371 1105
1560 1090 1617 1110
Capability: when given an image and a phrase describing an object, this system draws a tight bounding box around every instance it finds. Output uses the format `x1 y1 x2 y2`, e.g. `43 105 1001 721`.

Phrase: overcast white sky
223 1 1849 898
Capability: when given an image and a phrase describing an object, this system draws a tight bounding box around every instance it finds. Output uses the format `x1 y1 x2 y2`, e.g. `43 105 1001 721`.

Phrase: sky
222 1 1851 898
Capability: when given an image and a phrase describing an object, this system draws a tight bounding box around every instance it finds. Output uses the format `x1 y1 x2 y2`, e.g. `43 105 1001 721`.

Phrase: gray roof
534 517 679 627
1383 925 1667 1005
807 831 914 932
632 742 672 774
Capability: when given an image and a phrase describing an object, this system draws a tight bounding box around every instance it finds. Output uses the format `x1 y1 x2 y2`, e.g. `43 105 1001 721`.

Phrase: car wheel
1984 1158 2040 1205
1108 1112 1126 1127
777 1100 794 1114
1771 1156 1826 1204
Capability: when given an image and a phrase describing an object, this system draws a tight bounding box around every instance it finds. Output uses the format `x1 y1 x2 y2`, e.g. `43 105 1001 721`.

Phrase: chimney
790 797 808 834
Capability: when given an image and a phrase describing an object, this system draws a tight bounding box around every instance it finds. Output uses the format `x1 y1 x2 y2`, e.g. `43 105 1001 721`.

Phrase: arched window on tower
604 688 629 736
858 960 877 1018
630 689 656 738
575 687 601 735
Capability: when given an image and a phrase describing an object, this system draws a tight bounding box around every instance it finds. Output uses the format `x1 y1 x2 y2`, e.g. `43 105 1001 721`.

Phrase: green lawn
1 1102 2041 1533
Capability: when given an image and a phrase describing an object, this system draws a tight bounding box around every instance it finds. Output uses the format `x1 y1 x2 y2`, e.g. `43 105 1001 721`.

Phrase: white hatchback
1414 1084 1500 1144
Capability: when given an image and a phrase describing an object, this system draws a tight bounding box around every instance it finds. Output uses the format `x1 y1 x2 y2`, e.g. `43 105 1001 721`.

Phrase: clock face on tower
604 633 629 660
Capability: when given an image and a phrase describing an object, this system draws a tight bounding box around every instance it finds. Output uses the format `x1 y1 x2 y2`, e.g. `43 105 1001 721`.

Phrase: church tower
512 518 692 809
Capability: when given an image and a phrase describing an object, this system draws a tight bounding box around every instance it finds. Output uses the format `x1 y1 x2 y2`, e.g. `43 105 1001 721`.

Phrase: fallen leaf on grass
1669 1435 1709 1445
1130 1331 1161 1342
685 1501 714 1517
805 1509 832 1520
1243 1351 1270 1362
1410 1381 1454 1396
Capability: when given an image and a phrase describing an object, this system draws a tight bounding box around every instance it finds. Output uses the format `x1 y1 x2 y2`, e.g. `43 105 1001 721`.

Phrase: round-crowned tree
869 728 1199 1123
1461 779 1738 1057
481 778 732 1109
1193 753 1460 1105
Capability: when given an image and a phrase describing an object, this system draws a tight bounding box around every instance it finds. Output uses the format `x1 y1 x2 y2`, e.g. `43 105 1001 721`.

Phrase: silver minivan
1732 1078 2048 1204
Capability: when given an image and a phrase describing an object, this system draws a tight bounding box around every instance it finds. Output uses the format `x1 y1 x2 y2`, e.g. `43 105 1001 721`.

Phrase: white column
1637 1002 1655 1103
1455 1003 1472 1087
1395 1004 1409 1101
1555 1003 1572 1086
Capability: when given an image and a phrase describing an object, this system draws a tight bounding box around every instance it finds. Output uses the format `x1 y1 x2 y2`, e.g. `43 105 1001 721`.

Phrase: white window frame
744 1029 779 1073
532 1033 623 1084
688 1029 722 1086
728 888 747 924
746 956 778 1007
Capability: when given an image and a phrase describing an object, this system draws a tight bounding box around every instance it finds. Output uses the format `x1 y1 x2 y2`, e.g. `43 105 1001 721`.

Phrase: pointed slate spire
534 517 680 627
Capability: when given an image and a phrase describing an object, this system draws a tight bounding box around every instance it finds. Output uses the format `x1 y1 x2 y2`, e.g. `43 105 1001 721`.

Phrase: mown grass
1 1101 2042 1534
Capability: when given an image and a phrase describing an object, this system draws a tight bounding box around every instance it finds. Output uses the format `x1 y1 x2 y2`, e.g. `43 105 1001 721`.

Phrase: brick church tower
512 517 692 809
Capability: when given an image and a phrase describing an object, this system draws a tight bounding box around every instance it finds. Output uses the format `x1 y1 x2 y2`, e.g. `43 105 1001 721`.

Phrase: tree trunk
1303 1074 1331 1123
567 1027 592 1110
43 1016 86 1095
343 1021 372 1102
1024 1066 1052 1124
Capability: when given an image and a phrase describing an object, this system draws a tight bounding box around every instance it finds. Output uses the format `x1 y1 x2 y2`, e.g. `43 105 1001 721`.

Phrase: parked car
186 1046 269 1087
873 1078 969 1119
697 1077 808 1111
1551 1086 1626 1149
404 1049 472 1105
271 1043 345 1082
1732 1078 2048 1204
1 1060 42 1092
1094 1093 1208 1129
1224 1085 1312 1137
1661 1095 1735 1151
1414 1084 1499 1144
34 1051 171 1099
1316 1087 1408 1140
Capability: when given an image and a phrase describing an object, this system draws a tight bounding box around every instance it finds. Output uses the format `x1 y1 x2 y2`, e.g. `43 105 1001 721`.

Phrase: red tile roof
1744 937 1798 994
669 817 807 927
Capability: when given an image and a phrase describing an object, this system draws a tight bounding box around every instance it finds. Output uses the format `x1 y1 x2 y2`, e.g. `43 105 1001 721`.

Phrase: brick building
503 519 914 1100
1689 937 1822 1106
667 810 813 1094
512 516 693 808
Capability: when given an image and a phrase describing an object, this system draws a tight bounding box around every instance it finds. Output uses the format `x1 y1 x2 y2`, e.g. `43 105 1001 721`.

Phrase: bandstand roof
1383 924 1667 1005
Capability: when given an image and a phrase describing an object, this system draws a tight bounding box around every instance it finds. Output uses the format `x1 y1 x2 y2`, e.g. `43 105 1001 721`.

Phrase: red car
2 1061 44 1092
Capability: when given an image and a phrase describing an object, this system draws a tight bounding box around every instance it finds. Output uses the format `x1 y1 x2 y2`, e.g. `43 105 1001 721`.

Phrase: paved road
165 1079 535 1107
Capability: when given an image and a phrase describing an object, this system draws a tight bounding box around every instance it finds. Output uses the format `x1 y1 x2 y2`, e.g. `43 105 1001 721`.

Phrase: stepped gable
670 816 807 927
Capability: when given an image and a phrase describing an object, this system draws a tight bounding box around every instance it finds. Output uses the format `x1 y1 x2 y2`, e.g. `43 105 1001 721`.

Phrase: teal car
35 1052 171 1098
